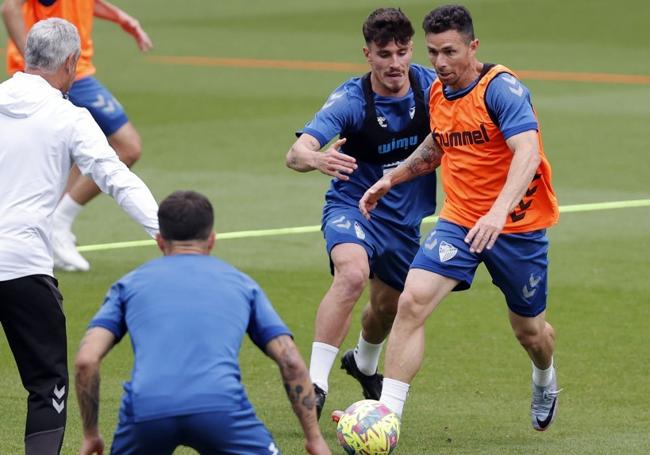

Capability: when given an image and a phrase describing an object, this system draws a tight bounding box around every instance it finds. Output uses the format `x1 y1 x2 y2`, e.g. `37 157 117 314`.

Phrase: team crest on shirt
354 222 366 240
409 106 416 119
438 241 458 262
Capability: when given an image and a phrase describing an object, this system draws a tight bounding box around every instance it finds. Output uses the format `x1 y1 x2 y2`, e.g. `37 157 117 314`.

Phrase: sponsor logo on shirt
377 135 419 154
433 124 490 147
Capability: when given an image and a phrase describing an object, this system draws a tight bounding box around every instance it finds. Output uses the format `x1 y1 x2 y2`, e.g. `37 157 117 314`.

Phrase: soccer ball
336 400 400 455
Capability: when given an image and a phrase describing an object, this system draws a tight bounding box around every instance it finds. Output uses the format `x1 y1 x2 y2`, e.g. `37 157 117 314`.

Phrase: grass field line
146 55 650 85
78 198 650 252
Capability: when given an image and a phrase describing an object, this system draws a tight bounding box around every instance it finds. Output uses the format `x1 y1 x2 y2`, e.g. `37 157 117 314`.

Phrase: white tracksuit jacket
0 72 158 280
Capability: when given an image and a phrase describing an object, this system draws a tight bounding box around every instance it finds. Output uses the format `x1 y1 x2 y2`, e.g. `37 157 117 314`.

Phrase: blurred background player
0 18 158 454
360 4 561 434
75 191 331 455
286 8 437 419
2 0 153 271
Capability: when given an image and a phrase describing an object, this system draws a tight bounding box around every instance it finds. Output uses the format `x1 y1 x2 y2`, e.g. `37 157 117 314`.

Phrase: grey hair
24 18 80 73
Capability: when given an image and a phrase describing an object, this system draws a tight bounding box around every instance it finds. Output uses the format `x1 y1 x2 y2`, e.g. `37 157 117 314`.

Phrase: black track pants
0 275 67 455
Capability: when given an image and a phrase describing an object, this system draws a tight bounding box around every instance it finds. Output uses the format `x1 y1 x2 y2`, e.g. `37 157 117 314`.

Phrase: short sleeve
297 81 365 147
88 281 128 342
246 282 292 352
485 73 538 140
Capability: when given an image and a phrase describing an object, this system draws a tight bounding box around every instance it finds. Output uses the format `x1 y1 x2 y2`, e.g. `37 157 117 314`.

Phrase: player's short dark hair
158 190 214 241
422 4 475 41
362 8 414 47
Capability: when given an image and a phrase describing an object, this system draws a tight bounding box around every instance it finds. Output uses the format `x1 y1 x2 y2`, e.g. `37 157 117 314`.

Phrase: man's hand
464 208 507 253
79 434 104 455
359 177 392 219
120 16 153 52
305 435 332 455
313 138 356 180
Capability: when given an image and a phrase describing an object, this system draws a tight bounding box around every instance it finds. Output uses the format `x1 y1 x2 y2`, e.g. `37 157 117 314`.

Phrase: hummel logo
529 273 542 288
52 398 65 414
53 385 65 399
523 273 542 299
509 85 524 97
502 74 524 97
91 94 116 114
424 231 437 250
522 285 536 299
268 442 279 455
332 216 351 230
526 186 538 197
52 384 65 414
322 91 344 109
377 116 387 128
438 241 458 262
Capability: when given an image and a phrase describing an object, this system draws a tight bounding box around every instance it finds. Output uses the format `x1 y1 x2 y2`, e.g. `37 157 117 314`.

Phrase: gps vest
341 69 430 165
430 63 559 232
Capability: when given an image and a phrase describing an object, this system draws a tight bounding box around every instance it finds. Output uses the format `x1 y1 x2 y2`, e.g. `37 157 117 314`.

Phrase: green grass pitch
1 0 649 453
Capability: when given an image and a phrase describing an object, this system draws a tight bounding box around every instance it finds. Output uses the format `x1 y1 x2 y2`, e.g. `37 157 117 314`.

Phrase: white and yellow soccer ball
336 399 400 455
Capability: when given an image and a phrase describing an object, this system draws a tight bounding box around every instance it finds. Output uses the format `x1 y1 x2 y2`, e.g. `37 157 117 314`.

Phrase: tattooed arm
75 327 117 455
265 335 331 455
359 133 443 219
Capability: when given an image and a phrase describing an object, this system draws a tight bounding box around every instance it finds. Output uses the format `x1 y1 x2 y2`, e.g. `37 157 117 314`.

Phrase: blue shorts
322 205 420 291
410 219 549 317
67 76 129 136
110 407 280 455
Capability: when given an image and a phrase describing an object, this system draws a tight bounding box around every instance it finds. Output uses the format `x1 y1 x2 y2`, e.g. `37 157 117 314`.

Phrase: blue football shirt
89 254 291 422
299 63 438 228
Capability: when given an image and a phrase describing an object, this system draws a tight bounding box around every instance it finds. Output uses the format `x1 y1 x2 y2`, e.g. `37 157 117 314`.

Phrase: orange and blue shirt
6 0 96 79
430 64 559 233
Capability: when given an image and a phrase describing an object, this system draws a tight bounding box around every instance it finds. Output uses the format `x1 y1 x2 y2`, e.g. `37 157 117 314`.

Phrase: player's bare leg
380 269 458 416
310 243 369 417
340 278 400 399
361 278 400 344
52 123 142 271
509 310 560 430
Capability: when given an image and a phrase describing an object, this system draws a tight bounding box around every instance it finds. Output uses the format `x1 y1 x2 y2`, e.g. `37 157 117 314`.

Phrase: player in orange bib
2 0 152 272
359 4 561 439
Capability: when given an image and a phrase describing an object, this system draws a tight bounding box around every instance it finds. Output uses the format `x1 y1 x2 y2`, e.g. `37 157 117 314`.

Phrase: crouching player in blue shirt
74 191 331 455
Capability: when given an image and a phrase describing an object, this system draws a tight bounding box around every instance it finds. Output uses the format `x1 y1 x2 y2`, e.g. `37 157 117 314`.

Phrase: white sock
309 342 339 394
354 333 383 376
54 194 83 229
380 377 410 418
532 358 554 387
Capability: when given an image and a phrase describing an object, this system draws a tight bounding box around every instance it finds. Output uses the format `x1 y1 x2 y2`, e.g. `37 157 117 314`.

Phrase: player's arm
464 74 541 253
464 130 540 253
70 112 159 237
1 0 27 54
285 133 356 181
74 327 117 455
265 335 331 455
359 133 442 219
93 0 152 52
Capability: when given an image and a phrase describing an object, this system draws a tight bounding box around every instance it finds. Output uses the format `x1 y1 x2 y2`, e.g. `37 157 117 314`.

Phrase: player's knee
333 267 367 298
396 290 426 322
119 137 142 166
110 128 142 167
513 326 544 351
371 299 397 322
